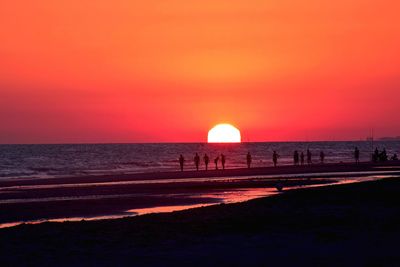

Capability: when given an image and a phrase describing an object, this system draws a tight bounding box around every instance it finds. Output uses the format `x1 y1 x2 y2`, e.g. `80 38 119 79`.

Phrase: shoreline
1 161 399 187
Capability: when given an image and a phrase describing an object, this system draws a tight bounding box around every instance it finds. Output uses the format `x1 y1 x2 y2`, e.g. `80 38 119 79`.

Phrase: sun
208 124 241 143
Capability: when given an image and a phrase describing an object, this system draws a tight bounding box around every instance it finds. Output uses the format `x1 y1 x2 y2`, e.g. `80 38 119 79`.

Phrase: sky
0 0 399 143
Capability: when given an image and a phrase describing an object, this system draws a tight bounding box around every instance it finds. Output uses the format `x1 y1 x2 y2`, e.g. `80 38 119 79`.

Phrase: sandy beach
1 161 399 225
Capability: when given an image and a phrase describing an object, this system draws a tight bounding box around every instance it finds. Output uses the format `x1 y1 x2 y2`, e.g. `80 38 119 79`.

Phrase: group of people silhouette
179 153 228 171
292 147 362 166
292 149 321 166
178 146 398 171
372 148 398 162
266 149 327 168
179 152 252 171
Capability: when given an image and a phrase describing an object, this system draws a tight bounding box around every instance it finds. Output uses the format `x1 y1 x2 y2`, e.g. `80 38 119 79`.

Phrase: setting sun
208 124 241 143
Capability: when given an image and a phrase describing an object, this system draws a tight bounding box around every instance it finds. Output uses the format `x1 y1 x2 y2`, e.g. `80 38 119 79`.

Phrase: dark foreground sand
1 177 399 266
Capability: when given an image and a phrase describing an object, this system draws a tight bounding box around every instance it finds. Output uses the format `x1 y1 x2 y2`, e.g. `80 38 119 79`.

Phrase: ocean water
0 141 398 180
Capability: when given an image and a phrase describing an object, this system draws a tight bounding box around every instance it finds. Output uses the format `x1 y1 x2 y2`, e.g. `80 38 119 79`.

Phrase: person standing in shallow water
246 152 252 168
272 151 279 167
179 154 185 171
300 152 305 165
307 149 312 165
373 148 379 162
354 147 360 163
293 150 299 166
194 153 200 171
380 149 388 162
214 156 219 170
204 153 209 170
221 154 226 170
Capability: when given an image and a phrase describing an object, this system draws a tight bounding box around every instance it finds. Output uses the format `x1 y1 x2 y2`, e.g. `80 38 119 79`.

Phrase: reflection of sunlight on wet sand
130 188 281 216
0 189 279 228
0 214 136 229
0 204 217 228
0 189 279 229
129 204 214 215
191 188 280 204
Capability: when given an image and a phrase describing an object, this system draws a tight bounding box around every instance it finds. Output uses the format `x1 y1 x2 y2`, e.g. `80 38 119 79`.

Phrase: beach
1 161 400 226
1 161 399 224
1 173 400 266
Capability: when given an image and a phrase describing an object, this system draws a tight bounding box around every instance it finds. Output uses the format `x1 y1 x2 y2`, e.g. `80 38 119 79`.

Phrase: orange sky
0 0 399 143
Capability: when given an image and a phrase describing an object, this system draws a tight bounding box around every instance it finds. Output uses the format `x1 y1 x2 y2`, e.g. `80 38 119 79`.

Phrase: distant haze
0 1 399 144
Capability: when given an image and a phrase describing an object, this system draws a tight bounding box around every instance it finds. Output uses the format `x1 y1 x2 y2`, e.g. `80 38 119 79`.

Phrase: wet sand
0 161 399 225
0 176 399 266
0 176 334 224
1 160 400 187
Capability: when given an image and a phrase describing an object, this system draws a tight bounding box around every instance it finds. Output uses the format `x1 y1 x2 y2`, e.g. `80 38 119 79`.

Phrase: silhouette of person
293 150 299 166
320 151 325 164
272 151 279 167
307 149 312 165
300 152 305 165
194 153 200 171
214 156 219 170
354 147 360 163
204 153 209 170
179 154 185 171
391 153 398 161
221 154 226 170
373 148 379 162
246 152 252 168
380 149 388 162
383 149 388 161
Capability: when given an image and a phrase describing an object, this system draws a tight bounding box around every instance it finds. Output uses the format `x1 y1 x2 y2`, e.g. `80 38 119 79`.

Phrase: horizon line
1 139 398 146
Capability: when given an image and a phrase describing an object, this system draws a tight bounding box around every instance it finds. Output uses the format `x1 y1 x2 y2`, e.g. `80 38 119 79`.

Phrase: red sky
0 0 399 143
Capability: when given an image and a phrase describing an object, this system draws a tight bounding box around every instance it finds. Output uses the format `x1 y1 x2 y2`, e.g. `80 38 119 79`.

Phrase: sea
0 141 399 180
